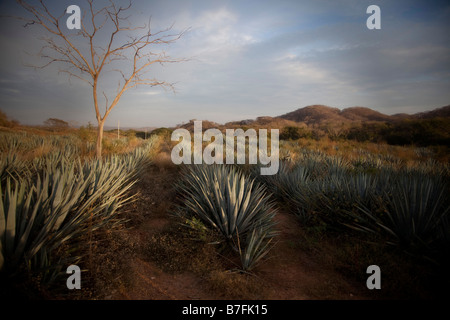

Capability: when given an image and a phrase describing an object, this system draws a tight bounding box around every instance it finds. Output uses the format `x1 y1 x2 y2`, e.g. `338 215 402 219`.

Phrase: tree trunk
96 120 104 159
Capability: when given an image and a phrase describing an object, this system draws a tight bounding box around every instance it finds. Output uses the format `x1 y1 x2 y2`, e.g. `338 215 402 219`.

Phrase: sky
0 0 449 128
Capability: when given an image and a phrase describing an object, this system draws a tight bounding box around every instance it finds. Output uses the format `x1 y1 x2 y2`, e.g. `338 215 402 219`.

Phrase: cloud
1 0 450 126
0 88 20 94
140 91 162 96
173 7 260 66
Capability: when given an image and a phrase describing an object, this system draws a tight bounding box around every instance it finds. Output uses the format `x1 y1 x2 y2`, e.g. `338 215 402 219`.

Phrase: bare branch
102 91 109 115
11 0 189 157
59 69 93 86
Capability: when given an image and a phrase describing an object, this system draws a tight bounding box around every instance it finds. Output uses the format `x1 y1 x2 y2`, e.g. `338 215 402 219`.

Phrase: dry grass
153 151 177 172
144 221 267 299
206 270 265 299
24 143 54 160
280 136 440 165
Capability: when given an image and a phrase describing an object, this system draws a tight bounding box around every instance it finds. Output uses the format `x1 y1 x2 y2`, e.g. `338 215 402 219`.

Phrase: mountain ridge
276 104 450 125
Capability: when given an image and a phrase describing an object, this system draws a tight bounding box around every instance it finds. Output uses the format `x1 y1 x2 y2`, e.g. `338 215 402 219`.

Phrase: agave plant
248 160 293 197
0 136 156 280
239 226 275 271
174 164 277 270
324 156 351 176
1 152 32 184
351 173 450 255
0 178 36 274
0 161 132 276
271 153 383 226
275 163 311 198
0 132 84 157
175 165 276 240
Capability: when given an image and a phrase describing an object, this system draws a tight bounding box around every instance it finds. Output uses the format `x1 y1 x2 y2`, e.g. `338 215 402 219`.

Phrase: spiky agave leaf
174 164 277 245
352 173 449 253
239 226 276 271
0 178 42 273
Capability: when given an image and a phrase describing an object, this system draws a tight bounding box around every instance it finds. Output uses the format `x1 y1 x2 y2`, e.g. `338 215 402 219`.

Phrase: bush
280 126 310 140
150 127 173 139
344 118 450 146
0 110 19 128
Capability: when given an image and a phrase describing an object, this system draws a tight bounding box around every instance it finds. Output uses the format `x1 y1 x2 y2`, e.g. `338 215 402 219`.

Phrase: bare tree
14 0 187 158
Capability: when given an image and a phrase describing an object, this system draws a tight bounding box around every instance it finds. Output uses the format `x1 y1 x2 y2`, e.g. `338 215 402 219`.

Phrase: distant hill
177 119 222 132
176 117 305 132
168 104 449 136
277 105 343 125
411 105 450 119
276 104 450 125
224 116 305 130
340 106 393 122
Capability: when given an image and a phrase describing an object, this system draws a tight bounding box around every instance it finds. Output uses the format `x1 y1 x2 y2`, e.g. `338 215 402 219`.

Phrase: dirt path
255 210 368 299
95 162 369 300
103 164 215 300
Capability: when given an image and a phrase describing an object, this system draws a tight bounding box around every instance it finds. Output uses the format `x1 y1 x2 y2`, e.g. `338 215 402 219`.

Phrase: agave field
0 130 158 284
1 127 449 299
170 141 449 290
256 146 450 264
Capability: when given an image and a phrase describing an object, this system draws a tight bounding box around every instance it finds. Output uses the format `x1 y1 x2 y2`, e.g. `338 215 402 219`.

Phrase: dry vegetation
1 106 449 300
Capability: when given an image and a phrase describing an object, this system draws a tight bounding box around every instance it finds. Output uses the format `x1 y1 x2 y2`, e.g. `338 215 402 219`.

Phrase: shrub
0 110 19 128
150 127 173 139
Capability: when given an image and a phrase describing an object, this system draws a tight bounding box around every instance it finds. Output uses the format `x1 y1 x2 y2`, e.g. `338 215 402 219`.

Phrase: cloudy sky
0 0 449 128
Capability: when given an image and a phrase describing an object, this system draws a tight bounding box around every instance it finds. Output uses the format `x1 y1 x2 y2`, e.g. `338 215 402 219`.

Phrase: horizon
1 0 450 128
12 103 448 131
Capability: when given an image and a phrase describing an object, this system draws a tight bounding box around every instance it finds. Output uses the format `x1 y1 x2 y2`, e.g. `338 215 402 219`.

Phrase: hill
276 104 450 125
224 116 306 130
340 106 393 122
277 105 344 125
175 117 306 132
166 104 450 147
412 105 450 119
